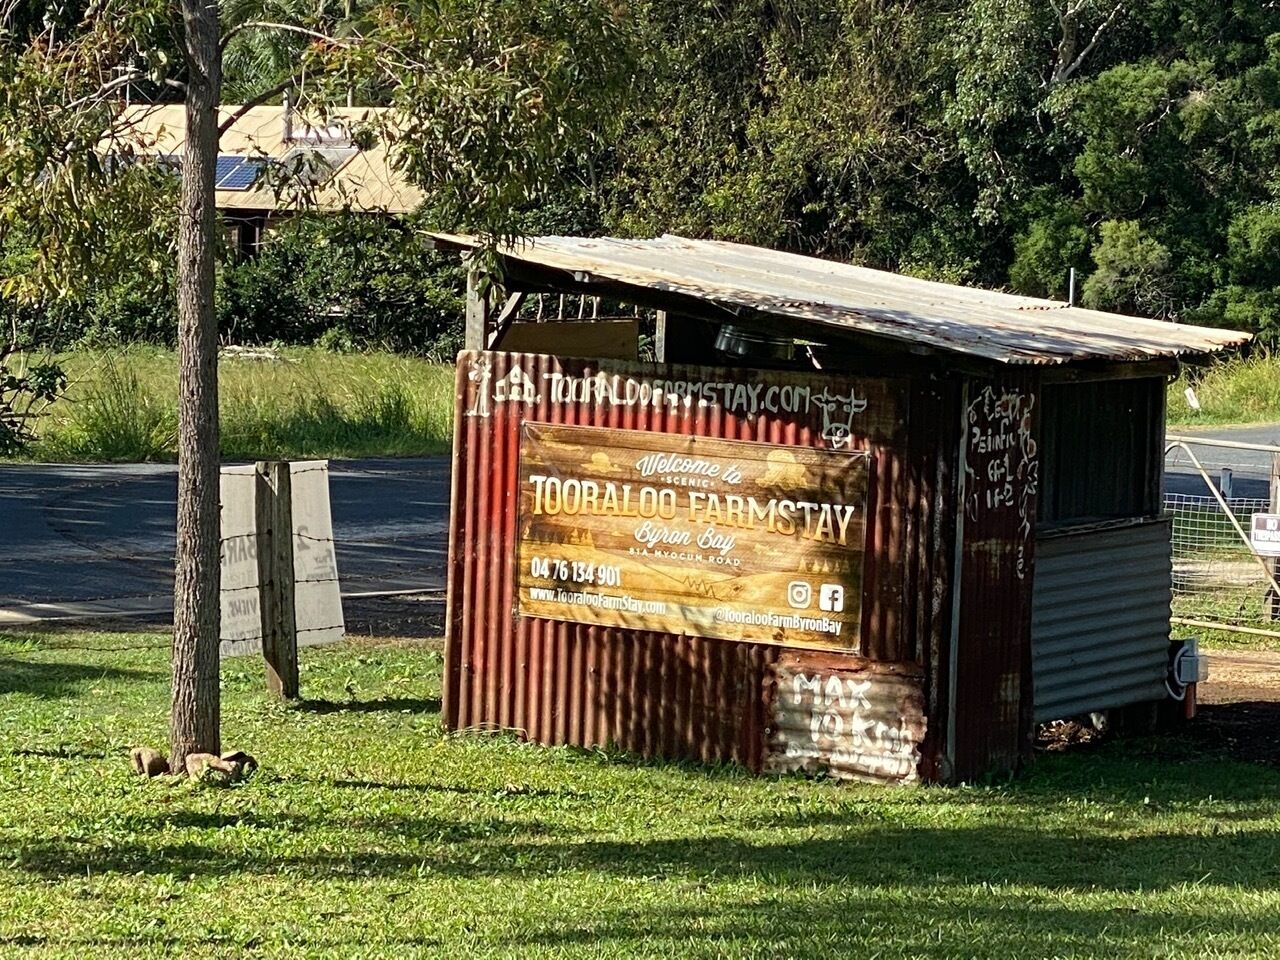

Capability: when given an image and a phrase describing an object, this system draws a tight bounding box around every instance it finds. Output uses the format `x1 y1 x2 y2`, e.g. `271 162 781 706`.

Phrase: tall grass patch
20 347 455 462
38 351 178 461
1169 353 1280 425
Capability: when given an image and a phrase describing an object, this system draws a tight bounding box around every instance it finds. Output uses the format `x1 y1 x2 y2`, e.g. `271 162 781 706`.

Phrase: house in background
122 100 424 254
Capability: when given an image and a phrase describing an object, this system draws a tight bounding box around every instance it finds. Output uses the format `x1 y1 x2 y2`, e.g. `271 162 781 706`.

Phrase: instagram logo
787 581 812 609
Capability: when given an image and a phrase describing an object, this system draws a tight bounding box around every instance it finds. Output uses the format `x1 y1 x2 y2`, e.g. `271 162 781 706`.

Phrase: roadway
1 423 1275 625
0 458 450 624
1166 423 1280 499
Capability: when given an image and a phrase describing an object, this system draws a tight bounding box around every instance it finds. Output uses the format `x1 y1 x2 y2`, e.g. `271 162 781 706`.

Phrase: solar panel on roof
214 155 241 182
215 156 266 191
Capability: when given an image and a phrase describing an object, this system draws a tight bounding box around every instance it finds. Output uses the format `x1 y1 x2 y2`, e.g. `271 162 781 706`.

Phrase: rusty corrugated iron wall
444 351 959 775
949 377 1041 781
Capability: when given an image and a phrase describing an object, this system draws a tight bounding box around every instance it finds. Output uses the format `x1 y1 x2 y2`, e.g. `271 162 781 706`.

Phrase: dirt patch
1184 649 1280 766
1199 649 1280 704
342 595 444 640
1037 719 1107 753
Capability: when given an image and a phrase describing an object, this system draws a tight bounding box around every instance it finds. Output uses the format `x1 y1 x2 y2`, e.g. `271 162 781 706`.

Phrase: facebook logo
818 584 845 613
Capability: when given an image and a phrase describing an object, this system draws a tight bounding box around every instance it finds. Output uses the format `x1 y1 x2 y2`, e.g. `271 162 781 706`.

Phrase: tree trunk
170 0 223 770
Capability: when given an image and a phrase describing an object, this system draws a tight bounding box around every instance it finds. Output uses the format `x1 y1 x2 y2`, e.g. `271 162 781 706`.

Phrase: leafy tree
1081 218 1173 316
1008 194 1090 300
1 0 634 770
0 344 65 454
217 214 464 356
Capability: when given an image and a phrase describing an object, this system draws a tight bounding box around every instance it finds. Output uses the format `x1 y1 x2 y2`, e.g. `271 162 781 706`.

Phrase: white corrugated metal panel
1031 519 1172 723
432 233 1249 365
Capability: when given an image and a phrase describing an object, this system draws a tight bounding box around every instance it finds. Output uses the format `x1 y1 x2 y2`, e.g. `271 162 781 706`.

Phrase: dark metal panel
444 351 952 777
1039 378 1164 526
1031 519 1172 722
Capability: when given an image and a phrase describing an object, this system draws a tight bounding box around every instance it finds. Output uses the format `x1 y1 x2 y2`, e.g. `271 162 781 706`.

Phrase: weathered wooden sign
516 423 870 650
765 653 926 783
219 460 344 658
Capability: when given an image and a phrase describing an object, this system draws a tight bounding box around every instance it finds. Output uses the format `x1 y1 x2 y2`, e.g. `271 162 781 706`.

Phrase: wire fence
1165 436 1280 636
1166 491 1276 628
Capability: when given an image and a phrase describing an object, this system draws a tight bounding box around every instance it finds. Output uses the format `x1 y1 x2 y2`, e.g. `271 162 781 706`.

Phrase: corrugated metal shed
431 234 1249 366
445 351 956 777
1031 519 1172 723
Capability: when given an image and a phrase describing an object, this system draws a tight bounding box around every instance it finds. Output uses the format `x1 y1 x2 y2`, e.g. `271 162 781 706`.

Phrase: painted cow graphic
813 389 869 449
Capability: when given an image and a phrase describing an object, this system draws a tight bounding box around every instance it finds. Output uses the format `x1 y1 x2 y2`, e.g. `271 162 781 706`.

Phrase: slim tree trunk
171 0 222 770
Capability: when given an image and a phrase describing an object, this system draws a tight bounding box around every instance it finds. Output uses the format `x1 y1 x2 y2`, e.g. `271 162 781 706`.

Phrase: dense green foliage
593 0 1280 341
5 627 1280 957
10 1 1280 351
217 217 465 356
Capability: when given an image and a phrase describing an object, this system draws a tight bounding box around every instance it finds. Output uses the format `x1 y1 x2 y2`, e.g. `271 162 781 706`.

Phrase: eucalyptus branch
217 68 309 136
1052 0 1124 84
62 67 144 112
1059 1 1124 82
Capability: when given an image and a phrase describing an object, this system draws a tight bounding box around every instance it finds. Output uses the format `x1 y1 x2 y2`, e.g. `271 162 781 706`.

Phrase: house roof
120 103 423 215
430 233 1250 366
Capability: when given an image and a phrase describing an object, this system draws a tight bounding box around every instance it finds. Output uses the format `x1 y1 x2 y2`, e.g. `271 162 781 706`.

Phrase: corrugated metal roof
432 233 1249 365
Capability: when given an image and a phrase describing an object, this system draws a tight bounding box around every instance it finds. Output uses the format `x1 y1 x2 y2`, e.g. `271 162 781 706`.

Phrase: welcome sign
516 423 870 650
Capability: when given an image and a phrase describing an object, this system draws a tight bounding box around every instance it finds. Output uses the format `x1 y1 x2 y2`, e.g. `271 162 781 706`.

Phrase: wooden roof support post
465 268 491 351
487 292 528 350
654 310 668 362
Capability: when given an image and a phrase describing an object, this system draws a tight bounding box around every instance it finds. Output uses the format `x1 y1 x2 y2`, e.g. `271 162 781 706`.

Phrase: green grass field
1169 354 1280 426
10 347 456 462
6 345 1278 464
3 628 1280 958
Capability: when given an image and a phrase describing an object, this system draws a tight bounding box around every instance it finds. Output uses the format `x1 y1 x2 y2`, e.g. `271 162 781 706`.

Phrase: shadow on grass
497 897 1280 957
1188 701 1280 767
10 746 112 760
12 807 1280 893
294 697 441 715
0 655 160 699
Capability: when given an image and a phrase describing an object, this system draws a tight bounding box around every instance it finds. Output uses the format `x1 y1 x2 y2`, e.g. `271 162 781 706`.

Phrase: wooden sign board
516 423 870 650
219 460 344 658
493 320 640 361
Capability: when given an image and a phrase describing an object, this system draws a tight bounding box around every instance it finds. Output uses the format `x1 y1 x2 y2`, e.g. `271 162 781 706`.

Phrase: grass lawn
3 630 1280 958
9 347 456 462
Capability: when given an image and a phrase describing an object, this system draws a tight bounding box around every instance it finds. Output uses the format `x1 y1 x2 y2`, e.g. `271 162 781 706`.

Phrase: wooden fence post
255 460 298 698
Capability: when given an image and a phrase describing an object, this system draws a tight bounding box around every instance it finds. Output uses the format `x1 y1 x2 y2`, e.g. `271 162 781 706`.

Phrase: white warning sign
1250 512 1280 558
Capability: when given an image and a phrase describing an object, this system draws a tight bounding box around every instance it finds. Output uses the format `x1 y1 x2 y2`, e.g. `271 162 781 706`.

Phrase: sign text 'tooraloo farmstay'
517 423 870 650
